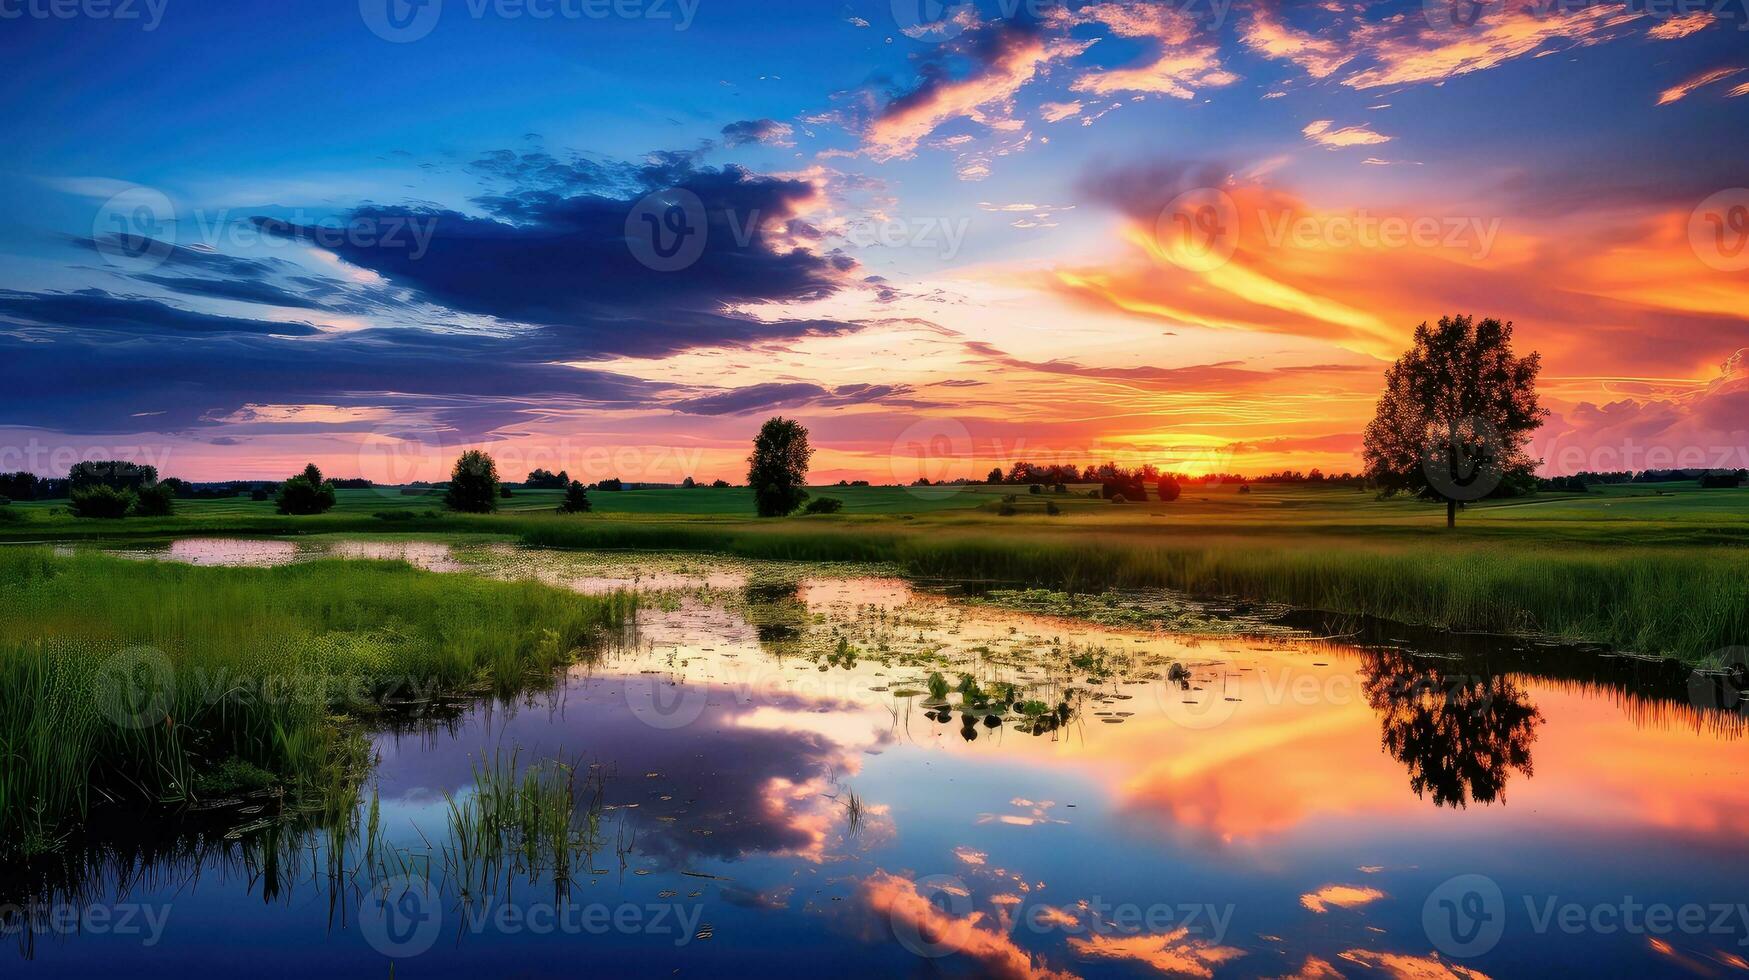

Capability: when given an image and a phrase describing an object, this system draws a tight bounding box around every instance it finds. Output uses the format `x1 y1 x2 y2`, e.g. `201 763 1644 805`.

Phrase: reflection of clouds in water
978 797 1069 827
855 870 1077 980
1067 927 1246 978
1334 949 1493 979
1298 883 1386 913
371 676 885 870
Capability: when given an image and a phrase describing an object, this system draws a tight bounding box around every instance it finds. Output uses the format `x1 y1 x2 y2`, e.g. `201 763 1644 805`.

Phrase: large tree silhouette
1361 650 1543 807
1363 315 1546 527
747 417 812 517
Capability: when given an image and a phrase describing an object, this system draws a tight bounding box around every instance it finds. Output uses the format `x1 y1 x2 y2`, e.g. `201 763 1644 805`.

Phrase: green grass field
2 480 1745 660
0 548 634 859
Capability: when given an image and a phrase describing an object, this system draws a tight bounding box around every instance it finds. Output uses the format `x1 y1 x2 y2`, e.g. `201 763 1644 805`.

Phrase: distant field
3 480 1745 660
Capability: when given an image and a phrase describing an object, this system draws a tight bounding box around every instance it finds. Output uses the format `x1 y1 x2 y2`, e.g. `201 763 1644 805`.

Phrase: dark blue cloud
670 381 916 416
0 289 321 337
255 158 856 360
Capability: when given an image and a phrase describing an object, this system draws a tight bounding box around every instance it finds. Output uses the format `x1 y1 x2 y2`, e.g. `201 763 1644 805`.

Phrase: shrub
804 496 843 514
1110 493 1127 505
276 464 337 516
444 451 501 513
711 479 730 488
1045 501 1061 516
596 477 624 491
250 489 270 502
0 495 10 506
69 485 135 518
373 511 416 522
1156 476 1182 502
558 481 592 514
997 502 1018 516
132 482 176 517
1028 484 1042 495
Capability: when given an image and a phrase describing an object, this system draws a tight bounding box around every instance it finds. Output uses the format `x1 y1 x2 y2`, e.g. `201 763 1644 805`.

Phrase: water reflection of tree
1360 650 1543 807
743 580 808 654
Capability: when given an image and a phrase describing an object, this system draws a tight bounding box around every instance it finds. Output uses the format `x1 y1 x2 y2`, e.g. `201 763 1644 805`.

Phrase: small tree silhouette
275 463 337 515
558 480 592 514
1363 315 1546 527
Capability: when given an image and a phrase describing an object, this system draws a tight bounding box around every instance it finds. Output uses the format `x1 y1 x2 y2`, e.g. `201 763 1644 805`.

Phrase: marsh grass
0 548 634 860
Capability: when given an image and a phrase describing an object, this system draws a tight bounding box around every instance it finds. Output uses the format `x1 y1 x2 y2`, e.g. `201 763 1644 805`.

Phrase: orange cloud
1067 927 1246 978
858 871 1077 979
864 32 1089 160
1648 12 1714 38
1656 66 1745 104
1337 949 1492 979
1299 884 1388 913
1302 120 1393 148
1066 1 1237 99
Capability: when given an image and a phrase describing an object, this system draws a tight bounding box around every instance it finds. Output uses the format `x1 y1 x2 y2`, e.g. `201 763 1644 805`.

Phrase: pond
8 541 1749 978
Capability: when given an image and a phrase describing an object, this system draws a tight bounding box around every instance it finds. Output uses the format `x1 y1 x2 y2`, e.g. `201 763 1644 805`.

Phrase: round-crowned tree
444 451 501 514
1363 315 1546 528
747 417 812 517
276 463 337 515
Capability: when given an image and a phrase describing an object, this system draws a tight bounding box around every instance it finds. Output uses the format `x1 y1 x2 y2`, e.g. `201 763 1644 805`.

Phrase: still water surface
11 540 1749 978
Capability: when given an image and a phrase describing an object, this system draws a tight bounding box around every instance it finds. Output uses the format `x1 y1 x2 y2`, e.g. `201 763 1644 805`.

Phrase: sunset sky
2 0 1746 484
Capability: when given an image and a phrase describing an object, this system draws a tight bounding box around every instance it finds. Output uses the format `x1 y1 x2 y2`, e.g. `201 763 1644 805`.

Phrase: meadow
2 479 1745 662
0 548 633 860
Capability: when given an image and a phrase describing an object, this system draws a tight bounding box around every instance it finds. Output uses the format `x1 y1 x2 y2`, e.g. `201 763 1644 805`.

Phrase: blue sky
1 0 1746 481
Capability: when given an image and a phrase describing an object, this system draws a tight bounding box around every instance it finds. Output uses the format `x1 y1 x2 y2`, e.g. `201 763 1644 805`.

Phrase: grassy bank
1 481 1744 661
0 548 634 859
